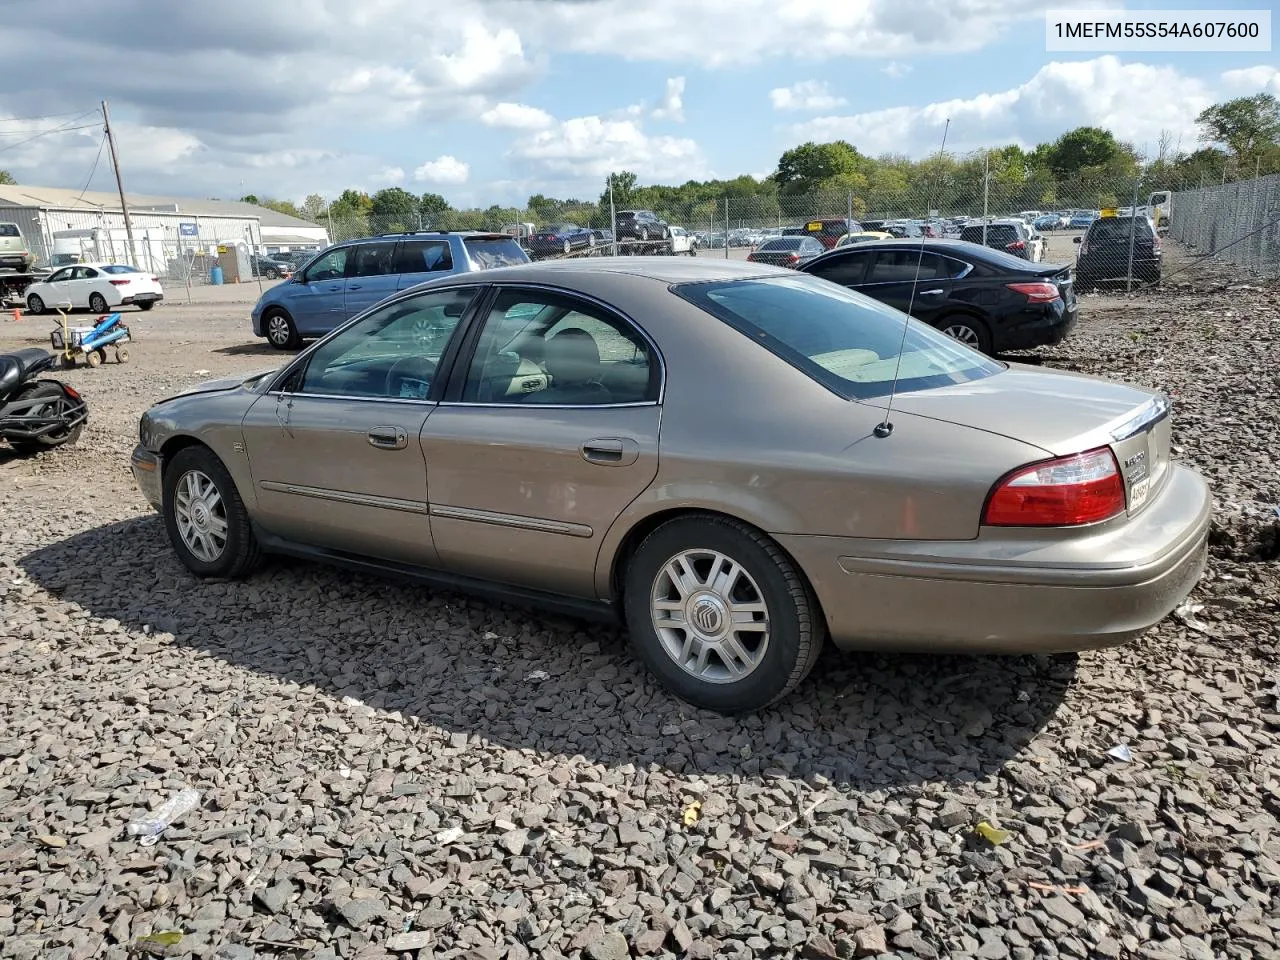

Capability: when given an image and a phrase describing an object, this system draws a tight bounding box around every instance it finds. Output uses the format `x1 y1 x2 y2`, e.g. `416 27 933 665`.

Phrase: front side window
295 287 476 400
47 268 74 282
303 247 349 282
462 288 657 405
673 274 1001 401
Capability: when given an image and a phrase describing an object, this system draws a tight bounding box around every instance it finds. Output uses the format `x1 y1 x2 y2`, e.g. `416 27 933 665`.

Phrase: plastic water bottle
126 788 202 846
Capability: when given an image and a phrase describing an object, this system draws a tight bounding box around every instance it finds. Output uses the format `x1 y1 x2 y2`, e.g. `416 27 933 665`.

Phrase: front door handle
582 438 639 466
918 288 944 296
367 426 407 450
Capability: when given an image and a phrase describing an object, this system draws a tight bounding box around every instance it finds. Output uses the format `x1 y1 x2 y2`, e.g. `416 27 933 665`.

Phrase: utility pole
102 100 137 267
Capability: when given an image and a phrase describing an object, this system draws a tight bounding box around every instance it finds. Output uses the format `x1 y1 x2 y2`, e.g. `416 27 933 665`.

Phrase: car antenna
875 117 950 439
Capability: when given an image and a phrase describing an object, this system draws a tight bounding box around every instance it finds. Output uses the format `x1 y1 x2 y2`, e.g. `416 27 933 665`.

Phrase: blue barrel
209 265 224 285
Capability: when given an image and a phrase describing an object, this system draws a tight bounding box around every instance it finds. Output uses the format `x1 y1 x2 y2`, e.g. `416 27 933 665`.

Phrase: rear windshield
1089 217 1153 241
464 236 530 269
673 274 1001 400
0 224 20 238
960 225 1017 244
762 238 804 251
101 264 140 274
616 212 636 219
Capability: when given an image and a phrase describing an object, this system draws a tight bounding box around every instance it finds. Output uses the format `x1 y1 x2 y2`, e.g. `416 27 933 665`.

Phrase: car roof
806 238 1028 265
424 255 791 286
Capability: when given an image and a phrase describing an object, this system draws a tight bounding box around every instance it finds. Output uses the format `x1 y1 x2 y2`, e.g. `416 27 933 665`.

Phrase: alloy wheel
650 549 770 683
942 323 981 348
174 469 229 563
267 314 291 346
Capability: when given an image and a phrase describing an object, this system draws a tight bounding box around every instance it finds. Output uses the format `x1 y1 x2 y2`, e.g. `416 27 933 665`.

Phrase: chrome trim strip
437 400 657 410
1108 394 1171 443
430 503 593 538
265 391 435 406
259 481 428 514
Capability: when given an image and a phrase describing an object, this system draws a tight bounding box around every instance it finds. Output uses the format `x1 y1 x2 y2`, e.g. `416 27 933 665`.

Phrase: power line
0 115 102 157
0 108 99 124
70 131 109 207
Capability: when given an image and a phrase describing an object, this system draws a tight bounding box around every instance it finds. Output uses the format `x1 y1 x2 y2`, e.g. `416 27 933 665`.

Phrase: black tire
265 268 278 280
936 314 992 355
138 301 155 311
162 445 261 579
25 293 44 315
6 382 84 454
623 514 825 714
264 308 302 350
89 293 108 314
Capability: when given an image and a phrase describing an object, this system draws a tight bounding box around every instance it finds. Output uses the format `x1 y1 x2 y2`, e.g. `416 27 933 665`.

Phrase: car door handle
367 426 407 450
582 438 639 466
348 284 361 290
918 288 944 296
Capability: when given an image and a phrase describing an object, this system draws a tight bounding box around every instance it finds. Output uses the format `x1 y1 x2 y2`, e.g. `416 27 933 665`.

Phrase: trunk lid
890 363 1172 517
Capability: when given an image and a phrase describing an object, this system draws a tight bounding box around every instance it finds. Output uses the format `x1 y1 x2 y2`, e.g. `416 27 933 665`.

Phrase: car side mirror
1073 236 1082 243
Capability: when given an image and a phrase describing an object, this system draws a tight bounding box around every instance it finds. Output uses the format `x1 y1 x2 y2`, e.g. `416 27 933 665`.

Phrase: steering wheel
383 355 437 399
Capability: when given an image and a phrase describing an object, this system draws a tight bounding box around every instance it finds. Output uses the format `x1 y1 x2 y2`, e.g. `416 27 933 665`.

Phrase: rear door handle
918 288 944 296
348 284 361 290
582 438 639 466
367 426 407 450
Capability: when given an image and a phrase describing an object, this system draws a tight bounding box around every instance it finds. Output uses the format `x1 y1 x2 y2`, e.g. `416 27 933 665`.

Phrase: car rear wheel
563 239 572 255
938 315 992 354
25 293 44 315
265 268 278 280
89 293 108 314
138 301 155 311
163 445 261 579
264 309 301 350
623 515 824 714
6 382 83 453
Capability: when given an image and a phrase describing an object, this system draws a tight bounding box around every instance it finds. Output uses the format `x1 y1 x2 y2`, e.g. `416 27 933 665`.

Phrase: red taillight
983 447 1125 527
1152 236 1162 253
150 276 159 282
109 279 130 286
787 253 799 262
1006 240 1026 251
63 385 80 400
1006 281 1060 304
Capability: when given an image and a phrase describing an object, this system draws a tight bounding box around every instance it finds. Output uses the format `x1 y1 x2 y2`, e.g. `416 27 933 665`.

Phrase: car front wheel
623 515 824 714
264 309 301 350
163 445 261 579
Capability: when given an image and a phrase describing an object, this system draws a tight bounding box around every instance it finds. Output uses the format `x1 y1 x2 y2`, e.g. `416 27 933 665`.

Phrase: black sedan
748 236 825 268
251 254 293 279
527 224 596 258
800 239 1077 355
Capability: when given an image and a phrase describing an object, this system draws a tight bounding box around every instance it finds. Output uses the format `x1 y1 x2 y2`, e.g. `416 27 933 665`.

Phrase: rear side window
0 224 20 238
464 237 530 269
397 240 453 273
673 274 1001 400
806 252 871 286
352 242 397 277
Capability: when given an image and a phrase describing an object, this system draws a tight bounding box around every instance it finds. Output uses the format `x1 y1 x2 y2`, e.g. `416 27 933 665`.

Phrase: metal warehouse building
0 183 330 279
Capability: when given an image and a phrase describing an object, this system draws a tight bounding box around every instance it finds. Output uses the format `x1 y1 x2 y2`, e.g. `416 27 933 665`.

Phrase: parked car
884 221 925 239
1069 210 1100 230
801 218 862 250
669 226 698 255
959 219 1044 262
131 258 1210 714
250 231 530 350
800 239 1076 355
251 254 293 280
1034 214 1067 232
614 210 669 242
590 227 615 247
528 223 596 258
747 236 825 268
1073 214 1162 287
835 231 894 248
24 263 164 314
0 222 36 273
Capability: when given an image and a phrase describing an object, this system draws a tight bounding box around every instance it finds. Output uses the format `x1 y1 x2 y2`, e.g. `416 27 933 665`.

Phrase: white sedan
24 263 164 315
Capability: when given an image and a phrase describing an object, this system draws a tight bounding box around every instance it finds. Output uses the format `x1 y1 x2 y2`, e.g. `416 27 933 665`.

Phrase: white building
0 182 329 276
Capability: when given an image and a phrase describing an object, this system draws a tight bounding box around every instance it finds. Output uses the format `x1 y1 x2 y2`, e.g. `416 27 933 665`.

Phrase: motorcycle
0 348 88 454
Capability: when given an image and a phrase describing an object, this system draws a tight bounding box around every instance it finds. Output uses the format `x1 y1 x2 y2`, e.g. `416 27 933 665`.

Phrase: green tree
370 187 421 226
300 194 327 221
419 192 452 219
773 140 869 195
0 169 15 185
601 171 638 208
239 193 260 204
1197 93 1280 169
1043 127 1125 176
259 198 303 218
330 189 373 219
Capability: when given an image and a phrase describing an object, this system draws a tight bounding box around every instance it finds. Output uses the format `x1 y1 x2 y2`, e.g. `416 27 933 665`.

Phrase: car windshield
761 238 804 251
673 274 1002 400
101 264 140 274
1089 217 1153 241
464 236 530 268
0 224 19 238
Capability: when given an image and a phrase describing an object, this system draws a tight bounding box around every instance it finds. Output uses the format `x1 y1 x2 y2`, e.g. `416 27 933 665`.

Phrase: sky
0 0 1277 209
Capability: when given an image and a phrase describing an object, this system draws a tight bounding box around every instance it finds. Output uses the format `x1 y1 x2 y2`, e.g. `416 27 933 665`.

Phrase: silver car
132 258 1210 713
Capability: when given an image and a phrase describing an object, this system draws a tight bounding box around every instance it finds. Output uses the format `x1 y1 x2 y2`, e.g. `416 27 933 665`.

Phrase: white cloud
413 155 470 185
509 114 707 187
481 102 555 130
790 56 1213 159
881 61 912 79
370 166 406 184
769 80 847 112
651 77 686 122
1220 66 1280 96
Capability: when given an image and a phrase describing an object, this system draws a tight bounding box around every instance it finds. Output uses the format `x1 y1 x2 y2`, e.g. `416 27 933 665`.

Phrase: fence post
724 198 729 259
1126 177 1139 294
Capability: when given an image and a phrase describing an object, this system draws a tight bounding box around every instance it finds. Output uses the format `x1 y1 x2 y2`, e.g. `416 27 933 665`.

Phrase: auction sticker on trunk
1129 475 1152 511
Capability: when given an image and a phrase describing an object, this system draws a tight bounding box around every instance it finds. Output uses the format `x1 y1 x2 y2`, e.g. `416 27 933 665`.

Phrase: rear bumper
130 445 164 512
122 292 163 305
777 463 1211 654
997 302 1078 351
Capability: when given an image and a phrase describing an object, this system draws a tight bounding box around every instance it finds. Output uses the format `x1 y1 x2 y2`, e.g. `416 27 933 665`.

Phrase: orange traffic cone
10 309 19 323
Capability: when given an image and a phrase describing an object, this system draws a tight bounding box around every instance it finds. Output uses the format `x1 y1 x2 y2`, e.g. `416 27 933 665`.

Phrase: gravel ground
1 245 1277 960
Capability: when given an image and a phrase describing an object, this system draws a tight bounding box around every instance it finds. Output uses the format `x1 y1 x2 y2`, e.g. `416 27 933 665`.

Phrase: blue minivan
251 231 530 349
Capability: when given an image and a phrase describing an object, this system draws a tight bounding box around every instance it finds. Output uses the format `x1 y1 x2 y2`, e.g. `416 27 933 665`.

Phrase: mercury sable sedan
131 258 1210 714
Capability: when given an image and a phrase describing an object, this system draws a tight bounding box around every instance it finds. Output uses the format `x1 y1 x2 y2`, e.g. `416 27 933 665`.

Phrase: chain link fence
1168 173 1280 279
